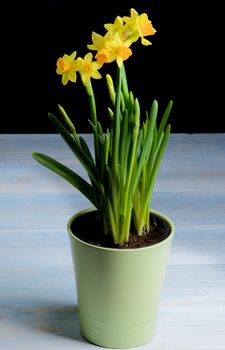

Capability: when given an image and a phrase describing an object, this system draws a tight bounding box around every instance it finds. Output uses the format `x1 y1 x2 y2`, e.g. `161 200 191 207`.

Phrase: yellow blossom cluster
56 8 156 86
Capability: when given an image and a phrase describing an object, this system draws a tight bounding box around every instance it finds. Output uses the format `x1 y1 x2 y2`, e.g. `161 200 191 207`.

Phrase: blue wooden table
1 133 225 349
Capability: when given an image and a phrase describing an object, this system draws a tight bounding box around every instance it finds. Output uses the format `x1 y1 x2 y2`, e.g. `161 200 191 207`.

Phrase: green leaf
132 100 158 191
146 124 157 175
104 132 110 165
79 136 94 163
119 109 128 169
32 152 97 207
145 123 171 208
112 65 122 177
48 113 102 190
157 100 173 142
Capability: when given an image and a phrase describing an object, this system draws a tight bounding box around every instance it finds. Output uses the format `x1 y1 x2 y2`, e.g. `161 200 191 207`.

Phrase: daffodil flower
77 53 102 85
87 31 110 51
56 51 80 85
105 33 132 67
123 8 156 46
95 48 111 65
87 32 112 65
104 16 124 36
104 15 138 43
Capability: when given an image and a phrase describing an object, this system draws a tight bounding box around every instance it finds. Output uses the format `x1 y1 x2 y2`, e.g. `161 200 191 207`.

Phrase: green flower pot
68 207 175 348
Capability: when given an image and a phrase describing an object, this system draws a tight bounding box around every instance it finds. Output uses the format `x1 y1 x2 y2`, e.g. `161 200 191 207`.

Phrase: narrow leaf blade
32 152 97 207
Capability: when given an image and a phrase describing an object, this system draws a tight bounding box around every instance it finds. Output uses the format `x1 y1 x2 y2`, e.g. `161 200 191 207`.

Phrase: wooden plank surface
0 133 225 350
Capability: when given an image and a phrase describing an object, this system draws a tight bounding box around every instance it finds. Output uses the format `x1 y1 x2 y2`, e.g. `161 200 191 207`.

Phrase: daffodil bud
58 104 76 134
106 74 116 104
107 107 114 123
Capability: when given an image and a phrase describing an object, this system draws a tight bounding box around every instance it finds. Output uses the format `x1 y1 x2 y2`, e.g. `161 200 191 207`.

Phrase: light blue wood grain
1 134 225 194
0 133 225 350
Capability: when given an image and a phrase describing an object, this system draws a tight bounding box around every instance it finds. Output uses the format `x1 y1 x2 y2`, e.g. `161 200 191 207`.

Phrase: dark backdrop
2 0 223 133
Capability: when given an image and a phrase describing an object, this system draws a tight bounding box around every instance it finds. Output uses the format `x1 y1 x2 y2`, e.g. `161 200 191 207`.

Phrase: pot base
80 318 156 348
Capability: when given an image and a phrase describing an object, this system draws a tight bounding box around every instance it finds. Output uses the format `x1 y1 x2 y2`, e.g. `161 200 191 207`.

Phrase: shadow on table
14 303 87 343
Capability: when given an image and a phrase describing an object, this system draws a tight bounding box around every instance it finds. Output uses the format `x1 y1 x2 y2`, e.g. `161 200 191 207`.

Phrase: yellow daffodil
88 30 131 66
105 33 132 67
95 47 111 65
87 32 111 65
77 53 102 85
104 16 124 36
123 8 156 46
87 32 107 51
56 51 80 86
104 14 139 43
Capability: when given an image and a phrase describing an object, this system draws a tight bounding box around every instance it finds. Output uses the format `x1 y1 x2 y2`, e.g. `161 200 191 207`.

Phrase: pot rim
67 207 175 252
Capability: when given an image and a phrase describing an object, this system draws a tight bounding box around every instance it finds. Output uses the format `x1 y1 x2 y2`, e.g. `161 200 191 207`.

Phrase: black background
2 0 223 133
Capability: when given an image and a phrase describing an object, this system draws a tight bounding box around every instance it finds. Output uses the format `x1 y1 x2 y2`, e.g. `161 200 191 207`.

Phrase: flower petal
91 71 102 79
141 37 151 46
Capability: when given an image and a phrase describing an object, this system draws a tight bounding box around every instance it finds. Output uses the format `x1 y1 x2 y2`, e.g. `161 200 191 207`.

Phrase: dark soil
70 210 171 249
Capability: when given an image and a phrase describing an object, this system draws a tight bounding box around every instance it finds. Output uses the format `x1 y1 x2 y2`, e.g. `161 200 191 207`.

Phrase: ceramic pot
67 207 175 348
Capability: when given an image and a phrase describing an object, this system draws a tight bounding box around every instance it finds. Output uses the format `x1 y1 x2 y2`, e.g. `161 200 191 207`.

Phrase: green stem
111 65 122 235
112 65 122 178
124 193 133 242
84 80 99 165
106 196 118 243
139 125 171 229
121 64 129 105
120 99 140 240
